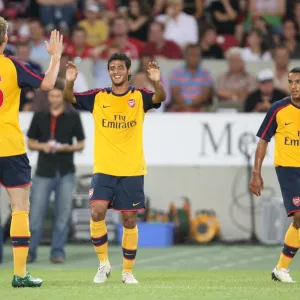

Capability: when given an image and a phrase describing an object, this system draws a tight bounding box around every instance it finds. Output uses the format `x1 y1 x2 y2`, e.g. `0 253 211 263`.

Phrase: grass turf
1 269 300 299
1 245 300 299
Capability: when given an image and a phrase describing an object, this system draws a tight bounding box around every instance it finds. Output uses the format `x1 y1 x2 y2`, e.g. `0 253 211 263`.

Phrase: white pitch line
112 249 202 269
208 253 276 270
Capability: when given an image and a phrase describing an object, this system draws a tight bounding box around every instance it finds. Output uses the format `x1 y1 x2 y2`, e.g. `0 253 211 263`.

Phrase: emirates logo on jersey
293 197 300 207
127 99 135 108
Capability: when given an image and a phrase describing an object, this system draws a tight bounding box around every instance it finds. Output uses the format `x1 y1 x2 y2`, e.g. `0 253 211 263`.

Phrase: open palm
66 61 78 82
45 30 63 58
147 61 161 82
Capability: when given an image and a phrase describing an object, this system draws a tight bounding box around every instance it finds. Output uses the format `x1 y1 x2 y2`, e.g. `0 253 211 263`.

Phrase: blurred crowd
1 0 298 112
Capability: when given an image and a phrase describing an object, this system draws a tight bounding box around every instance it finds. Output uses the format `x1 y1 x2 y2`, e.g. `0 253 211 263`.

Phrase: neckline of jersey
111 85 133 97
290 97 300 109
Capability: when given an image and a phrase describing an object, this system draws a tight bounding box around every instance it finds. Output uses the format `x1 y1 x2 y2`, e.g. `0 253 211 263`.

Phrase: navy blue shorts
89 173 145 211
276 167 300 217
0 154 31 188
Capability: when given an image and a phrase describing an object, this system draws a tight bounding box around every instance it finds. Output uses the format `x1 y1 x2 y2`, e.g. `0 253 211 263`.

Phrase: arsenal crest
89 188 94 198
127 99 135 108
293 197 300 207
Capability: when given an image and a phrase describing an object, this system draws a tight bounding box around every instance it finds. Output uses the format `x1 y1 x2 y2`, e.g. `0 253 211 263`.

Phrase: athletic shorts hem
287 209 300 217
0 181 32 189
89 199 110 204
112 207 145 212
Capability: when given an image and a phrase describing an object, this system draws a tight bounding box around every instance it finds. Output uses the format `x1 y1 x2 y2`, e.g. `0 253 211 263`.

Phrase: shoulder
269 97 291 113
74 88 104 96
199 66 212 75
171 65 185 75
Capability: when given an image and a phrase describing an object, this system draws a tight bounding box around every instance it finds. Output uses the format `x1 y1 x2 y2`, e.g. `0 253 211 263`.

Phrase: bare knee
293 212 300 229
7 186 30 212
90 203 107 222
122 212 137 229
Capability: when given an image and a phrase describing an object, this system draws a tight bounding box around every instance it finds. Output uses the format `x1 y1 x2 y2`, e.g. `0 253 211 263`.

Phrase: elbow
40 81 54 91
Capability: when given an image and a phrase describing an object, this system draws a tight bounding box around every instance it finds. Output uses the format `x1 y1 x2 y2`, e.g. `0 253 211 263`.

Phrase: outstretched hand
45 30 63 59
147 61 161 83
66 61 78 82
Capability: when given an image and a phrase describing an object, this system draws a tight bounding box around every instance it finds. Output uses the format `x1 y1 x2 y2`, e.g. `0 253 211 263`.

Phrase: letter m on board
200 123 232 155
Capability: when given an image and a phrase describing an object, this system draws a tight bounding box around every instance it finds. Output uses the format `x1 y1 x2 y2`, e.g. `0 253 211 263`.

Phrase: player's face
288 73 300 101
108 60 130 86
48 89 64 108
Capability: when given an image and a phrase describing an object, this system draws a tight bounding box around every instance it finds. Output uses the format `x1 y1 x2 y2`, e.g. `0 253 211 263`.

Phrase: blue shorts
89 173 145 211
276 167 300 217
0 154 31 188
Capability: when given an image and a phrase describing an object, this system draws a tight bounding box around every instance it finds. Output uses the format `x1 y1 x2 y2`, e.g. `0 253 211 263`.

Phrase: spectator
200 23 223 59
104 16 143 59
128 0 152 42
78 2 109 47
26 80 85 264
293 1 300 41
169 44 213 112
28 19 49 61
251 15 277 49
216 47 256 104
209 0 239 35
137 53 171 108
36 0 76 35
141 21 183 59
156 0 199 49
246 0 286 32
244 69 288 112
281 19 300 58
242 28 272 61
16 42 42 72
64 26 94 60
273 45 290 94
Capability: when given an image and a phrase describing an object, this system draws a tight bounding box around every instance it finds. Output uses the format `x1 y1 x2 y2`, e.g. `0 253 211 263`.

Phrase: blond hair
0 17 8 45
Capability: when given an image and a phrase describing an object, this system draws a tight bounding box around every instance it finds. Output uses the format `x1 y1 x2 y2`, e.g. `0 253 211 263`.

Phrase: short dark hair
289 67 300 74
107 52 131 70
107 53 131 80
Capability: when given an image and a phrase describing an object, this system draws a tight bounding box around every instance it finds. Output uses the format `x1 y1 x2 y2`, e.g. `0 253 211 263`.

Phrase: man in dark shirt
244 69 288 112
26 80 85 263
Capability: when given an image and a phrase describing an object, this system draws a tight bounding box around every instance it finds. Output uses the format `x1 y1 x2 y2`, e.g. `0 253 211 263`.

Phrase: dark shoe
51 256 65 264
12 272 43 288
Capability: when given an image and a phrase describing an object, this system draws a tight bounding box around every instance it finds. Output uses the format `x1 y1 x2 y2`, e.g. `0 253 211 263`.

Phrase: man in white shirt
156 0 199 49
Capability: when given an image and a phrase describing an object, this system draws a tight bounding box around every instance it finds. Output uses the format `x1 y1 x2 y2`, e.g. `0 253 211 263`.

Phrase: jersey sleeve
9 56 44 89
139 88 161 112
73 89 102 113
72 112 85 141
256 103 280 142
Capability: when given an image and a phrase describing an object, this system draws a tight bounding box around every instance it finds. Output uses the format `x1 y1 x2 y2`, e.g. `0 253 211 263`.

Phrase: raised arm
40 30 64 91
63 62 78 104
147 61 166 104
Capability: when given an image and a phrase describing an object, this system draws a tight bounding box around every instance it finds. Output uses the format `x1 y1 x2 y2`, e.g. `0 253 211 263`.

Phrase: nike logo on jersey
285 122 293 125
103 105 110 108
133 202 141 207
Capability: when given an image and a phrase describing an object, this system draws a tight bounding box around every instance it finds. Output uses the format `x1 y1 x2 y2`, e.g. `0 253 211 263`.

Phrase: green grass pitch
1 244 300 299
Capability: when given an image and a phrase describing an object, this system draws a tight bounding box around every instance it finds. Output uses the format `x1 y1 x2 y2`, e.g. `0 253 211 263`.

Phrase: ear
4 33 8 43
